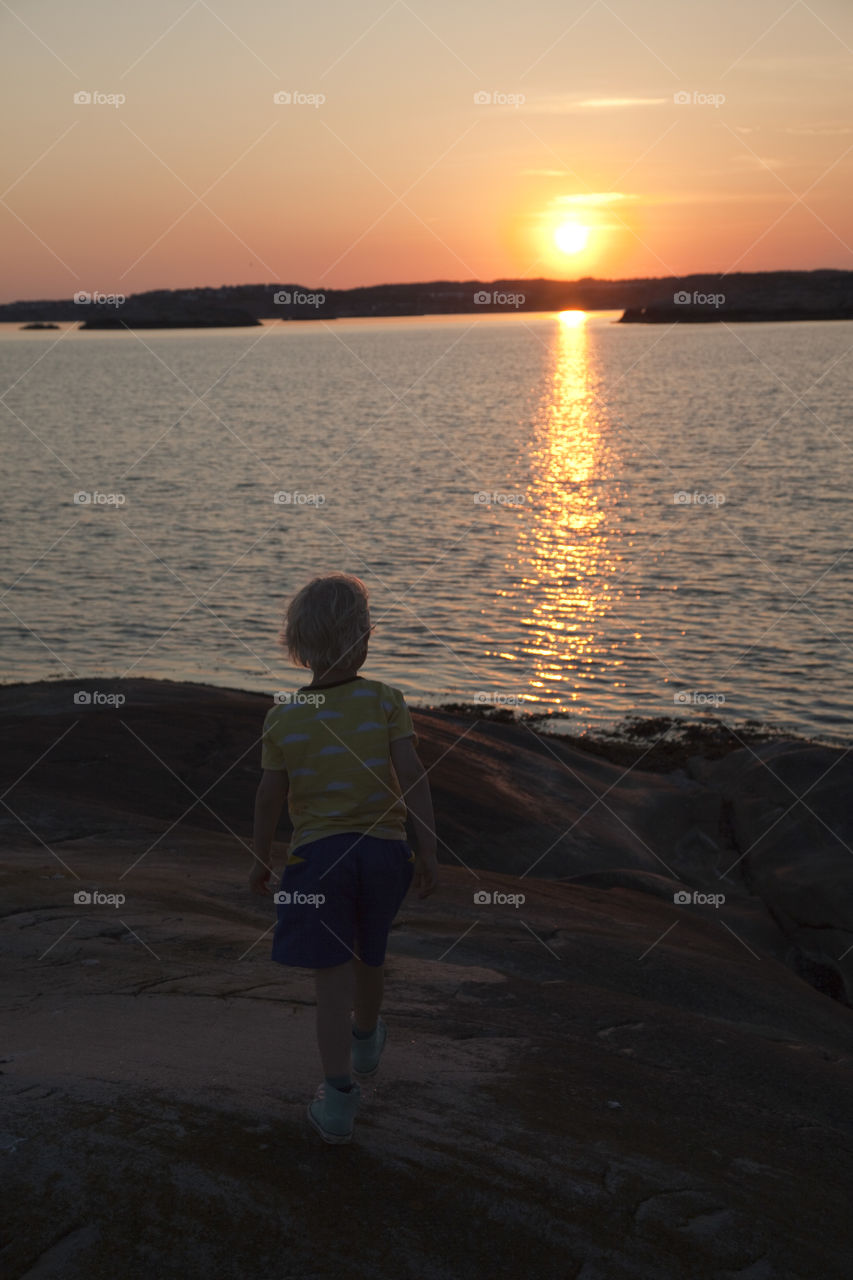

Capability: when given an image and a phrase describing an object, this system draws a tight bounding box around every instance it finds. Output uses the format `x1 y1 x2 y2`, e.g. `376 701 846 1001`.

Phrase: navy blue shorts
271 832 414 970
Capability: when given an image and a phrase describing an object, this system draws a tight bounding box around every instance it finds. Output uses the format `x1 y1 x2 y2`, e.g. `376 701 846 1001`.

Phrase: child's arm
391 737 439 899
249 768 289 896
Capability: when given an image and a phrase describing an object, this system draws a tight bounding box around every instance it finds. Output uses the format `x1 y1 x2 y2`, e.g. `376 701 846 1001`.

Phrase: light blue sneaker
351 1015 387 1076
307 1079 362 1144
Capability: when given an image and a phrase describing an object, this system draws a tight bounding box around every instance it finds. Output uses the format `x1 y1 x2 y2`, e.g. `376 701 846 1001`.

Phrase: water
2 311 851 742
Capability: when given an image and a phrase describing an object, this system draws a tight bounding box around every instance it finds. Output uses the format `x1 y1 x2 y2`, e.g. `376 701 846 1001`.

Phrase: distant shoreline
2 268 851 326
7 310 852 332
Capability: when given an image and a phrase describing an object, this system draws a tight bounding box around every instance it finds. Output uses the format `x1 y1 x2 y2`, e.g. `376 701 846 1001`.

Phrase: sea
1 310 851 743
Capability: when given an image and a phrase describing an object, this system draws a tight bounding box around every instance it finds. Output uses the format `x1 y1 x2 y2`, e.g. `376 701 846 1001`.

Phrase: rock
1 679 851 1278
691 742 853 1005
79 306 260 329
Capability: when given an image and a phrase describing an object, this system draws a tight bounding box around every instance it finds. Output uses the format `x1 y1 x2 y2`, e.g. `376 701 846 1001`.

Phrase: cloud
520 185 632 205
730 154 786 170
644 190 794 205
576 97 669 108
731 123 852 138
727 54 852 73
521 95 669 114
554 192 630 205
784 124 853 136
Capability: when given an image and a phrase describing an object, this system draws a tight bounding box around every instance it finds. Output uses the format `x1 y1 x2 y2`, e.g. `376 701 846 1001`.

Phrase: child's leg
353 955 384 1035
314 961 355 1079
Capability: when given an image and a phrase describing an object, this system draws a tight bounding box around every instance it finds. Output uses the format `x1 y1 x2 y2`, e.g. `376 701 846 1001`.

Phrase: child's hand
249 861 275 897
413 849 439 899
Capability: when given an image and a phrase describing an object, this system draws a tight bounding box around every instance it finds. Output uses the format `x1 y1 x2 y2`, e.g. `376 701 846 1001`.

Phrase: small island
80 305 260 330
620 302 853 323
20 321 59 330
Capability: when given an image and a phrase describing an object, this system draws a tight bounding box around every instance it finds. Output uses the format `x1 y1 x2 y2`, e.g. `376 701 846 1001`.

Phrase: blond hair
281 573 371 676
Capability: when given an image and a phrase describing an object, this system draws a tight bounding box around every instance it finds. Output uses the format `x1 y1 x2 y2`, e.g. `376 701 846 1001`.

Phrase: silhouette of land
2 269 851 327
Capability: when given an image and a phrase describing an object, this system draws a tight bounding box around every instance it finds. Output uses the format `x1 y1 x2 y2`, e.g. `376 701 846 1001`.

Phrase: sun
554 222 590 254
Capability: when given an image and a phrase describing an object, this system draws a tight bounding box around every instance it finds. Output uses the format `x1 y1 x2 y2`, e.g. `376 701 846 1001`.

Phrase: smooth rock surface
2 680 851 1279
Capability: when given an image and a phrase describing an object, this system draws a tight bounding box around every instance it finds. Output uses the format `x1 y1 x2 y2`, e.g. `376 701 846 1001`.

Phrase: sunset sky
2 0 852 302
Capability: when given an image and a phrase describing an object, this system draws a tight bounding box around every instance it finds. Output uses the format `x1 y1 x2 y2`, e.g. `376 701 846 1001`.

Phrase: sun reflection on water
507 311 624 706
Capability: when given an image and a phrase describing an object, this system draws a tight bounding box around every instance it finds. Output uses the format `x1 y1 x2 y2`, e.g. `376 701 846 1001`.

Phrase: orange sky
2 0 852 302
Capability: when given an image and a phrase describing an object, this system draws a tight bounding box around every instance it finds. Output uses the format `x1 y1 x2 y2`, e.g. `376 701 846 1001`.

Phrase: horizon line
2 264 850 308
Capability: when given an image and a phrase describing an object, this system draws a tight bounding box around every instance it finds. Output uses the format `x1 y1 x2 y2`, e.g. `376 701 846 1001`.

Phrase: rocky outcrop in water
79 305 260 329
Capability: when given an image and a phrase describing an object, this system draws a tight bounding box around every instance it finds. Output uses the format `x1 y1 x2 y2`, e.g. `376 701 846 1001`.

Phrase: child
249 572 439 1144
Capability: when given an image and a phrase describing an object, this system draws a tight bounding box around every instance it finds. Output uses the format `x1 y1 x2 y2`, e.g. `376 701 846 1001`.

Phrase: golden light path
506 311 624 709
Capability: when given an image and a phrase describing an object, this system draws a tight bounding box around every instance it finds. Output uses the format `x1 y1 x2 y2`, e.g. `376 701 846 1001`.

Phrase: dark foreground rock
1 680 851 1279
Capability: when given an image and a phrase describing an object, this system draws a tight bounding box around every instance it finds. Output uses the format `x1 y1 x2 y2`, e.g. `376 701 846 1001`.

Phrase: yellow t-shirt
260 676 417 857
